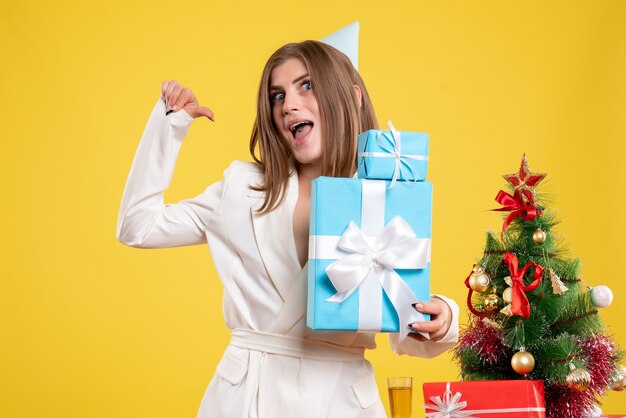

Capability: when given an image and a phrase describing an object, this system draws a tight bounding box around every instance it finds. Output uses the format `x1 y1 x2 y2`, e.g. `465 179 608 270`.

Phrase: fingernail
171 105 177 111
208 115 215 122
413 303 424 310
407 323 418 330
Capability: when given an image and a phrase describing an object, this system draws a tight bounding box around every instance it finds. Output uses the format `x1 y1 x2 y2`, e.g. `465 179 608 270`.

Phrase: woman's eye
271 92 285 103
302 81 312 91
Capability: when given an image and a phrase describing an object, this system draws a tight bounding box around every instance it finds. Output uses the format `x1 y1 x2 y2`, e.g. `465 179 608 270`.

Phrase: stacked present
423 380 546 417
306 121 431 337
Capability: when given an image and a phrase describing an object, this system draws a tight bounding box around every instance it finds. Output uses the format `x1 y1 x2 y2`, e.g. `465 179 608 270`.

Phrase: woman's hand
161 80 215 121
407 297 452 342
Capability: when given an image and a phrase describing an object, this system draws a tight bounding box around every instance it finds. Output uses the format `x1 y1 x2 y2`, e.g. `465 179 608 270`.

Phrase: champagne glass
387 377 412 418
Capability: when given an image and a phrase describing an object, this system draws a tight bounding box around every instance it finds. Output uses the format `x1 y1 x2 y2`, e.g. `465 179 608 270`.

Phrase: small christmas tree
454 155 625 417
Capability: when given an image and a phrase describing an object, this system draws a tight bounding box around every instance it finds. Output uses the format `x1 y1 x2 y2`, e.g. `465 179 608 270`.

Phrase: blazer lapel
248 171 302 302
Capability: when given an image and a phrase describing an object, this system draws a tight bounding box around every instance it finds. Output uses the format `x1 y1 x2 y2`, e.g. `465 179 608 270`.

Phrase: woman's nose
282 92 300 114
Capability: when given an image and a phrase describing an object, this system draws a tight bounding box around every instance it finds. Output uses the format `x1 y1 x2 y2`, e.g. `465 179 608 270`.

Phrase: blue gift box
307 177 432 333
357 123 429 183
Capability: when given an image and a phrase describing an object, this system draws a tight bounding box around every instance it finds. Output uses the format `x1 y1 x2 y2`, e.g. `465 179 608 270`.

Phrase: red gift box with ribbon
423 380 545 417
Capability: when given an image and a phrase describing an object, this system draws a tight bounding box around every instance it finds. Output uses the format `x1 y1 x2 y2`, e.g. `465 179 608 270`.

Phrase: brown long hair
249 40 378 214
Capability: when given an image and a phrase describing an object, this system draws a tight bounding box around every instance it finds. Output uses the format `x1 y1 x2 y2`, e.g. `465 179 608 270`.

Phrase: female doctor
117 40 459 418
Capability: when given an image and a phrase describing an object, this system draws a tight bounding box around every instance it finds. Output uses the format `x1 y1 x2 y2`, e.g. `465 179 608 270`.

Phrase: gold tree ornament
502 287 513 304
511 348 535 374
500 276 514 315
483 293 500 312
499 304 513 316
611 365 626 391
566 363 591 391
482 317 502 329
532 228 547 243
469 265 491 293
549 268 568 296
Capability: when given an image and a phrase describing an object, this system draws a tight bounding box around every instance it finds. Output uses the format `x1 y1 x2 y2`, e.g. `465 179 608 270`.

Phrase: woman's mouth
289 120 314 145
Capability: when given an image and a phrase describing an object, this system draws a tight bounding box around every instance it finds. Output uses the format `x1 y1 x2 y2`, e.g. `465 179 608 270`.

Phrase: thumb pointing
196 106 215 121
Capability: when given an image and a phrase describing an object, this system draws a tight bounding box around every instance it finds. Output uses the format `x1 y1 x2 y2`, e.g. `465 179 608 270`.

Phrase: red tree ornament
502 252 544 318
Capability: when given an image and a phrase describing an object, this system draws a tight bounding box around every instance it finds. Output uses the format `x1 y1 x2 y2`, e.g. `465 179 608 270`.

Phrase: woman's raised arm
116 82 220 249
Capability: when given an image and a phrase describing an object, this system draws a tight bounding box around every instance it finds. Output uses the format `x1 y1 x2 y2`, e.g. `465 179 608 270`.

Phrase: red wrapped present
423 380 545 417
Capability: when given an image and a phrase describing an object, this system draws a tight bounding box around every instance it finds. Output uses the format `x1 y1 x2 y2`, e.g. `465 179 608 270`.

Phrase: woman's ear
353 84 362 108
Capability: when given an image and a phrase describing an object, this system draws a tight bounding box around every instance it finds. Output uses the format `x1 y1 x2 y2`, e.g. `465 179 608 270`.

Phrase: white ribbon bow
324 216 429 340
424 382 472 418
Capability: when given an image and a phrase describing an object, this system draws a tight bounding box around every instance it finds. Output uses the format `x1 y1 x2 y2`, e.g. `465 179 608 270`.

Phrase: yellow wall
2 0 625 416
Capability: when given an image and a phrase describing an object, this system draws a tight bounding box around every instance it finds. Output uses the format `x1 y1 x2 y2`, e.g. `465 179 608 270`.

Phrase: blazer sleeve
387 294 459 357
116 98 223 248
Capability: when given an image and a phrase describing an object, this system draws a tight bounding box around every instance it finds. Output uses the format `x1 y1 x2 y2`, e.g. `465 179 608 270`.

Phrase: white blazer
117 99 459 418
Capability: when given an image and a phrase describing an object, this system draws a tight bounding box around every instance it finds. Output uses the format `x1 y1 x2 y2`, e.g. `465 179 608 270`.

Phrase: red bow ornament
503 252 544 318
493 190 542 234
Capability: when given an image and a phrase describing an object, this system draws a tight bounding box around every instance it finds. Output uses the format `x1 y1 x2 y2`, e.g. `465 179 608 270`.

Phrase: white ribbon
358 120 428 188
424 382 472 418
324 216 429 341
423 382 546 417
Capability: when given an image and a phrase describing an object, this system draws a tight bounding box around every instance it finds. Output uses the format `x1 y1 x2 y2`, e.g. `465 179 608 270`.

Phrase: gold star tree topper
503 154 546 205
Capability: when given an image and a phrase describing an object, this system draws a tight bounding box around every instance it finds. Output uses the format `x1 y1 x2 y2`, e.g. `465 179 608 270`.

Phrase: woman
117 40 458 418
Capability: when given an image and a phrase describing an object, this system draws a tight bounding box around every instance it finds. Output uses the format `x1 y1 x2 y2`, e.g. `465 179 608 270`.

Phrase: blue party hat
321 21 359 70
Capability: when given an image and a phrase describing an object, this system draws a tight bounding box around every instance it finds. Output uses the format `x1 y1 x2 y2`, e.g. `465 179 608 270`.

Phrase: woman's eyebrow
269 73 310 91
291 73 310 84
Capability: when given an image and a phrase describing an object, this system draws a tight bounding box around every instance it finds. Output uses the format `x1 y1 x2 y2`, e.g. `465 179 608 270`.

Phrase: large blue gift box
307 177 432 334
357 122 429 183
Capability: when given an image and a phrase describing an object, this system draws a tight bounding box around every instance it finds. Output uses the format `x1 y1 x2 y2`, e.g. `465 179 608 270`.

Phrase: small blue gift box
357 121 429 184
307 177 432 335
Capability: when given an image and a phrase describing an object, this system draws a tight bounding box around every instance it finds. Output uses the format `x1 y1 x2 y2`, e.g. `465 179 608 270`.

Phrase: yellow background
2 0 625 416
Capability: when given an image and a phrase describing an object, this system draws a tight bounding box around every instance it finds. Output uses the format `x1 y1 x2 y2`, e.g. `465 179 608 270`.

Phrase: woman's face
270 58 322 168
